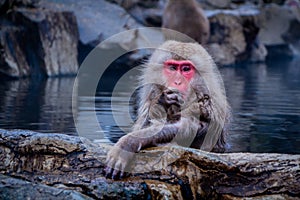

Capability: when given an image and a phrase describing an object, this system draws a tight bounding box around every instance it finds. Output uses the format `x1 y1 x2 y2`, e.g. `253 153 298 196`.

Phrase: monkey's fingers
105 161 127 180
111 169 121 180
105 161 121 179
104 157 115 178
112 160 127 179
166 93 183 105
104 166 113 178
105 152 130 179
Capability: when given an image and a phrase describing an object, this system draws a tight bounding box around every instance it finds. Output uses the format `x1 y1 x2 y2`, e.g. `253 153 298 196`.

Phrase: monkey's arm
119 124 179 151
106 88 211 179
105 124 177 179
105 119 207 179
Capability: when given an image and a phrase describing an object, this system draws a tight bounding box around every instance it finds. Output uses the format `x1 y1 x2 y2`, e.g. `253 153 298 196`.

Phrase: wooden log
0 129 299 199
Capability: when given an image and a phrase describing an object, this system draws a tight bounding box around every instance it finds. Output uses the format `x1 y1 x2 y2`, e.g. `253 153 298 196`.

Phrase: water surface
0 58 299 154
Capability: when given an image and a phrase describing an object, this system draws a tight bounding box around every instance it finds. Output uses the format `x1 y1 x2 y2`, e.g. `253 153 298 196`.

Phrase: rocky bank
0 129 299 199
1 0 300 77
0 0 79 77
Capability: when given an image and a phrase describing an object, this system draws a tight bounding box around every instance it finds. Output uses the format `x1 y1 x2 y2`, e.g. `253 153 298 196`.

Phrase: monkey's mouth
166 87 186 103
167 85 188 96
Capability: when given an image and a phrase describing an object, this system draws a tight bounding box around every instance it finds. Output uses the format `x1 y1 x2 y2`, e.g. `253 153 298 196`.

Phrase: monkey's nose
174 80 181 85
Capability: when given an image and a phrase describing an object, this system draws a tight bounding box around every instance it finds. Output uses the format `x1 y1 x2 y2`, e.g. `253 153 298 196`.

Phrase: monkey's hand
159 88 184 107
158 89 184 122
199 94 211 121
105 136 139 179
105 146 134 179
159 89 184 122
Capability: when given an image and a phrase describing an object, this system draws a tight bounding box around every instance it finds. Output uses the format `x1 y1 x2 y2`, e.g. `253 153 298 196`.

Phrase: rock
13 9 79 77
207 1 300 62
2 0 300 76
0 129 149 199
207 7 265 65
0 25 31 77
208 43 236 66
118 0 165 27
126 0 300 64
205 0 231 9
257 2 300 56
39 0 142 63
39 0 141 46
0 174 93 200
258 4 295 45
283 19 300 54
249 41 268 62
0 0 39 12
116 1 267 65
0 2 79 77
0 129 299 199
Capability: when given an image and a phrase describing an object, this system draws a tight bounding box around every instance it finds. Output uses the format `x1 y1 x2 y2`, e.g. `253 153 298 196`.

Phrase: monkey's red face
163 60 196 93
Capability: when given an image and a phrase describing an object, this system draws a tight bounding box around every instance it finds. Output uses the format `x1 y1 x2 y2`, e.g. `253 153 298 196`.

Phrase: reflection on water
0 58 299 153
0 77 76 135
223 58 300 153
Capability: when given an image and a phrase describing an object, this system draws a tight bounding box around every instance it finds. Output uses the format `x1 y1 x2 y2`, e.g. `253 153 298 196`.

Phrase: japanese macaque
105 41 230 179
162 0 210 44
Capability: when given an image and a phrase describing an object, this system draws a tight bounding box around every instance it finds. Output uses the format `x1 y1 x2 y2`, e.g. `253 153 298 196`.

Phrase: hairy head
139 40 230 137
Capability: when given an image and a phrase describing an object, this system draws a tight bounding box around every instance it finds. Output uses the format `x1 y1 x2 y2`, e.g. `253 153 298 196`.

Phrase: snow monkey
162 0 210 44
105 40 230 179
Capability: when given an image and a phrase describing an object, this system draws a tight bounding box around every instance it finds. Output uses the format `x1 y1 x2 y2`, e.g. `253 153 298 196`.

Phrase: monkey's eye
168 65 178 71
181 65 192 72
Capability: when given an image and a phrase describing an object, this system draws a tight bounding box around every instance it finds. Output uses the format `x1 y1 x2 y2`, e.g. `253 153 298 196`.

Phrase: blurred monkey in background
162 0 210 44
